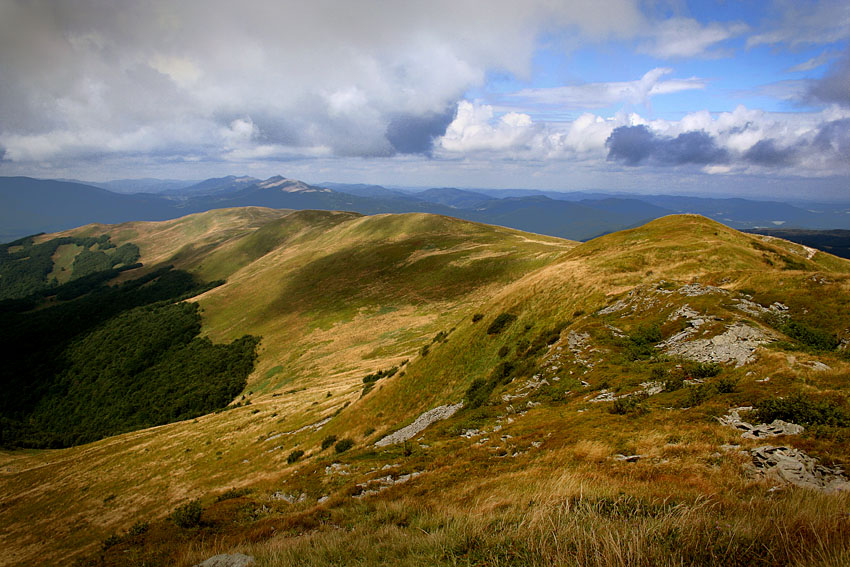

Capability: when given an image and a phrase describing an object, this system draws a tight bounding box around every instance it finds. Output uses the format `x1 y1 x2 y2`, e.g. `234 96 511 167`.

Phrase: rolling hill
1 210 850 566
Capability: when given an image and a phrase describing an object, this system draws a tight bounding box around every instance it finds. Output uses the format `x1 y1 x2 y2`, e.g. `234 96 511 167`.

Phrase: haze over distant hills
3 175 850 244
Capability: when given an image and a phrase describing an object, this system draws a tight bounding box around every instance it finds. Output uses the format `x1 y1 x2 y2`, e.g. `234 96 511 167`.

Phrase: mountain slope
0 177 176 242
2 212 850 566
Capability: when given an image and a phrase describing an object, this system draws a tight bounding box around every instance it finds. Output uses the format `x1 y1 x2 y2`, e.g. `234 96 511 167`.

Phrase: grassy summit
1 211 849 566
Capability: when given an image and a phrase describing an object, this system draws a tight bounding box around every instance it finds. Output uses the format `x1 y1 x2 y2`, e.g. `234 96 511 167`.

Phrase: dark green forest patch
0 233 140 300
0 253 259 448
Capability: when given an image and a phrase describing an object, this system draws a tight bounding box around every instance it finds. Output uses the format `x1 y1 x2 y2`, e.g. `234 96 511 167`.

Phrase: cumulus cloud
436 98 850 176
0 0 646 168
507 68 705 110
640 17 748 58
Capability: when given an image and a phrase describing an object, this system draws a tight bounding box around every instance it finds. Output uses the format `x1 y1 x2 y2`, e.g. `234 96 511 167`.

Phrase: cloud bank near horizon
0 0 849 196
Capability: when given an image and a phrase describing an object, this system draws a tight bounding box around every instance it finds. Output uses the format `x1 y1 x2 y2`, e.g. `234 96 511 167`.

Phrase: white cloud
507 68 705 110
0 0 646 167
786 50 838 73
435 100 850 176
747 0 850 47
640 17 748 58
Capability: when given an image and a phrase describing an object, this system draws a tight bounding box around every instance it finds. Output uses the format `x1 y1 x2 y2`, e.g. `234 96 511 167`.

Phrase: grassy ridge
3 211 850 566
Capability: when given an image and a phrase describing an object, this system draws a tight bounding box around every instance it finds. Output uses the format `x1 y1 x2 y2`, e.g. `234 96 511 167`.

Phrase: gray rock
750 445 849 493
194 553 256 567
718 407 804 439
374 402 463 447
613 454 644 462
661 322 770 367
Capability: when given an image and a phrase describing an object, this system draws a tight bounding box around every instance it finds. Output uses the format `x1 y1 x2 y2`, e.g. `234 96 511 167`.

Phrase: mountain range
4 175 850 245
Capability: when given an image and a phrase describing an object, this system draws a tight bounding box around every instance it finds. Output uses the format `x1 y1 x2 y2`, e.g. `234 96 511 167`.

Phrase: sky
1 0 849 200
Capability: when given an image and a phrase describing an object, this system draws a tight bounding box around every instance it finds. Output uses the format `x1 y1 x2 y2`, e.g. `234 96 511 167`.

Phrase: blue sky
0 0 848 199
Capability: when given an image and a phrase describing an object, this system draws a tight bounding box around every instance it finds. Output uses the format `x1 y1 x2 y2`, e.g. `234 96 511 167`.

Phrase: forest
0 235 259 448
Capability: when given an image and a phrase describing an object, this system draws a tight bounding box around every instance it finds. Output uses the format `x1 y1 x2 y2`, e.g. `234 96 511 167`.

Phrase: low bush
127 520 149 536
780 320 838 351
625 324 662 360
287 449 305 464
487 313 517 335
215 488 251 502
753 393 849 427
321 435 338 450
169 499 203 529
472 313 484 323
335 438 354 453
610 392 649 415
714 376 738 394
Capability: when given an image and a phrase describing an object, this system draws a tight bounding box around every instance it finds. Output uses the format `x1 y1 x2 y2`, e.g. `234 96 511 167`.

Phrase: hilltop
1 211 849 566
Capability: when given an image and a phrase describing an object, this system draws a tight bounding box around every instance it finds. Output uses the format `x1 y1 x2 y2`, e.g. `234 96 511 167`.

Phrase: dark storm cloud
813 118 850 159
809 51 850 107
385 107 456 155
606 125 728 166
743 139 800 167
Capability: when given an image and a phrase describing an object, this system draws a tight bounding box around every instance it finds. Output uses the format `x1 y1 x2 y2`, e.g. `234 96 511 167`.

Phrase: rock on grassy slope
3 212 850 566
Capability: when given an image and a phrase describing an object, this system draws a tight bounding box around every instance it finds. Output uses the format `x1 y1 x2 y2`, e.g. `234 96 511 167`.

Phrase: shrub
663 376 684 392
127 520 149 536
334 438 354 453
498 345 510 358
420 344 430 357
685 362 721 379
780 320 838 351
101 534 122 550
472 313 484 323
714 376 738 394
487 313 517 335
684 384 715 407
321 435 338 450
215 488 251 502
287 449 305 464
170 499 203 528
753 393 849 427
610 392 649 415
625 324 662 360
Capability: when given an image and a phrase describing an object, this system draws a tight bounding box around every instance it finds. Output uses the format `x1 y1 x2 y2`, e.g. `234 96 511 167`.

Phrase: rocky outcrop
193 554 256 567
660 322 770 366
718 407 804 439
749 445 849 493
374 402 463 447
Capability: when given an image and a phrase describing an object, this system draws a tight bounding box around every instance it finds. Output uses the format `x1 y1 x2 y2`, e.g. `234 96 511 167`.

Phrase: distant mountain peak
257 176 331 193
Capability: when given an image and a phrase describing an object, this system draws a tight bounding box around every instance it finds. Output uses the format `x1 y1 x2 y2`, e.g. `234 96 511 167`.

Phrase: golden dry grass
3 211 850 566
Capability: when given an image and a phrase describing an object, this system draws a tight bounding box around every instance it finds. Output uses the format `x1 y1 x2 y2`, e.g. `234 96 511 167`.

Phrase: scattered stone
661 322 770 366
374 402 463 447
193 553 256 567
318 496 329 504
749 446 849 492
668 304 701 322
678 283 728 297
605 324 626 338
800 360 831 372
597 299 630 315
325 462 350 475
718 407 804 439
353 472 422 499
271 492 307 503
283 416 332 436
613 454 644 462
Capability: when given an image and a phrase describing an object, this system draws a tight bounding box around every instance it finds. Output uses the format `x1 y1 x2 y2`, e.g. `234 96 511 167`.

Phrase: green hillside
1 211 849 567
